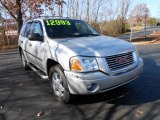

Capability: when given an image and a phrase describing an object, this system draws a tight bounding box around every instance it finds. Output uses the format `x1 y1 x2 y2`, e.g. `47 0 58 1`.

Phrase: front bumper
64 58 143 95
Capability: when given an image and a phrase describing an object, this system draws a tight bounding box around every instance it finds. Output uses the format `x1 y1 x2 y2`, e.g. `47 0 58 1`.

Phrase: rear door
20 22 34 63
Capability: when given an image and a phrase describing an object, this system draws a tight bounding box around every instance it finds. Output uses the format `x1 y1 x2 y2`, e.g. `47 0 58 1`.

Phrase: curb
132 40 160 45
0 51 19 55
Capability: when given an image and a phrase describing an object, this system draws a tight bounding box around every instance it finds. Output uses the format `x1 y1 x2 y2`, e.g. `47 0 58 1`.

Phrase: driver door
29 21 45 70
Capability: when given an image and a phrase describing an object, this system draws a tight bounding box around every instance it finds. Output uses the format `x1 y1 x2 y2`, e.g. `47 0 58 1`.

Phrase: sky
132 0 159 18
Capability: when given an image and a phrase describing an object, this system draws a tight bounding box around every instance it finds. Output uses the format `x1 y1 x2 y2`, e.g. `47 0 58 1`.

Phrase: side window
32 22 43 36
23 22 33 37
20 23 27 37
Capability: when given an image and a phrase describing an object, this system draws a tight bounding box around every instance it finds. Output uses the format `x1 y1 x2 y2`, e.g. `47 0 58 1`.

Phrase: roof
26 16 81 22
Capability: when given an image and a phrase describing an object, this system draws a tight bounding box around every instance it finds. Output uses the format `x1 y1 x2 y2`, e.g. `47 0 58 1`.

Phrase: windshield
44 19 100 38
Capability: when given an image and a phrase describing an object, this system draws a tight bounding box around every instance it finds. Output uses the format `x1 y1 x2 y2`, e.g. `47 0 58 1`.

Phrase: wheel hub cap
52 73 65 97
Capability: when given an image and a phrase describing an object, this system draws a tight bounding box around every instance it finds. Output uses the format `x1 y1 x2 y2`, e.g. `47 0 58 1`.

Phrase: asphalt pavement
0 44 160 120
118 26 160 41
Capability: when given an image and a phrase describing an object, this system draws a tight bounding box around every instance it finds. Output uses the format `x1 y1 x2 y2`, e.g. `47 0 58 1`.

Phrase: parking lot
0 43 160 120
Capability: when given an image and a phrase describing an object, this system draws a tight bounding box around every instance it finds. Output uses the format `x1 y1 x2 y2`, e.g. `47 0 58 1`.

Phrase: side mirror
28 33 43 41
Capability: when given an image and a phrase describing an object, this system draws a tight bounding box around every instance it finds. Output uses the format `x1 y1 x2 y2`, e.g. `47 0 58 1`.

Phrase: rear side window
20 23 27 37
21 22 33 37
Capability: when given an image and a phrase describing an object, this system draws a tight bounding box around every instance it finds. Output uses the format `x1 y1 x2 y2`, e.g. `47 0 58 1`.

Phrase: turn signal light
70 59 82 71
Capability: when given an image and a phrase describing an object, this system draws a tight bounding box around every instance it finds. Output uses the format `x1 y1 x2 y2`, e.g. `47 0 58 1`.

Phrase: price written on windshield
46 20 71 26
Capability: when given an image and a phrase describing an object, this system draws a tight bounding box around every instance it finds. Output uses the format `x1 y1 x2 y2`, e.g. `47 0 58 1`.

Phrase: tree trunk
17 19 23 35
16 0 23 34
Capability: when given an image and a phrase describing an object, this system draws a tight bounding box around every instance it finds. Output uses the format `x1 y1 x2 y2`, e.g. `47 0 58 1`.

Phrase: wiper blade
51 34 76 38
51 34 100 38
65 34 77 37
78 34 100 37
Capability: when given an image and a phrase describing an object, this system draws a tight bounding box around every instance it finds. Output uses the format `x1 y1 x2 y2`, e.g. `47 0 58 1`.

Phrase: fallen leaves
37 111 45 117
17 83 23 87
1 106 4 109
135 110 144 118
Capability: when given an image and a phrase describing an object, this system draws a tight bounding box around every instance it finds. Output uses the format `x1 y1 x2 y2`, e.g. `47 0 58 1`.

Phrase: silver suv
18 17 143 103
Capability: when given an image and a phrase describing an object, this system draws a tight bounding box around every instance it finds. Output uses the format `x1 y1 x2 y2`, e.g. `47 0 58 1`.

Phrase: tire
49 64 74 103
21 51 30 70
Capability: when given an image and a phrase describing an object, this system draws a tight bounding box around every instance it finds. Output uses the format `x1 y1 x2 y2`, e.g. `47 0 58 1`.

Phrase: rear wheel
21 52 30 70
49 64 74 103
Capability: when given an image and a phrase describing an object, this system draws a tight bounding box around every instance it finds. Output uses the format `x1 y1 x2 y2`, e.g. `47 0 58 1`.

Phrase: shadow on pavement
71 58 160 106
1 52 160 120
66 58 160 120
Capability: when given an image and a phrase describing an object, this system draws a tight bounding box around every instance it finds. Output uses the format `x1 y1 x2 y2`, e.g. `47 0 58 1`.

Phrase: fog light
87 83 97 91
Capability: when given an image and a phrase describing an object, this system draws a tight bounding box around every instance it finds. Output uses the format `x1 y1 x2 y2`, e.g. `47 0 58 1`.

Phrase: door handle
29 43 32 47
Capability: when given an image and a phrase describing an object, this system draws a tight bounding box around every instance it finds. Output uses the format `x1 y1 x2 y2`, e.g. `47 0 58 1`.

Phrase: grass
0 45 18 50
131 26 144 31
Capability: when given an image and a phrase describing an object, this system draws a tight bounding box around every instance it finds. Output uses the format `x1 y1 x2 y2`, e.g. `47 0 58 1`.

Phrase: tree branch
0 1 17 21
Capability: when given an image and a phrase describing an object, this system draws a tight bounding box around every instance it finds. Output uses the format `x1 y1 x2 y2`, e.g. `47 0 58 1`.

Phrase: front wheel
49 64 74 103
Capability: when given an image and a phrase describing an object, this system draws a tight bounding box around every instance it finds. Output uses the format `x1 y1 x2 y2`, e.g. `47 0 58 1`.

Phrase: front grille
106 52 133 71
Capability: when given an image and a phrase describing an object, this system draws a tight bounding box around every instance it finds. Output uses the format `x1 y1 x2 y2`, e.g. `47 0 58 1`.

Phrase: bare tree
130 3 149 26
79 0 85 19
86 0 90 22
0 0 24 34
117 0 131 33
55 0 66 16
0 0 55 34
69 0 79 18
0 8 6 45
91 0 105 23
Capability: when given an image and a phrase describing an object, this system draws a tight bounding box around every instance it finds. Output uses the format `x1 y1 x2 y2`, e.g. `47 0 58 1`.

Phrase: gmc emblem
116 56 129 64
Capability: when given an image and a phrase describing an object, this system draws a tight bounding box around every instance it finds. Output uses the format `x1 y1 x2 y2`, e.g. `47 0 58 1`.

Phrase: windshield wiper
78 33 100 37
64 34 77 37
51 34 77 38
50 33 100 38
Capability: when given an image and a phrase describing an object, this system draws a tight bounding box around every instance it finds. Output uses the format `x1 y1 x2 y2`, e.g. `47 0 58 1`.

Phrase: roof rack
26 16 70 21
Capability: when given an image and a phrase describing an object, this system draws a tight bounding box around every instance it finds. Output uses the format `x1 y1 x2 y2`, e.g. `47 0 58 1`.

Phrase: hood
59 35 135 57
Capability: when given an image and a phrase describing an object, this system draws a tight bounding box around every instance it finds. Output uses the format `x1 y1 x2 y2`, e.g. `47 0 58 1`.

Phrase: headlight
70 56 99 72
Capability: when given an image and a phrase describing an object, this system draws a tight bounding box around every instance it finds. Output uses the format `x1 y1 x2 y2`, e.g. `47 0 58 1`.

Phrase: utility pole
144 16 147 40
130 25 133 42
144 8 149 41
